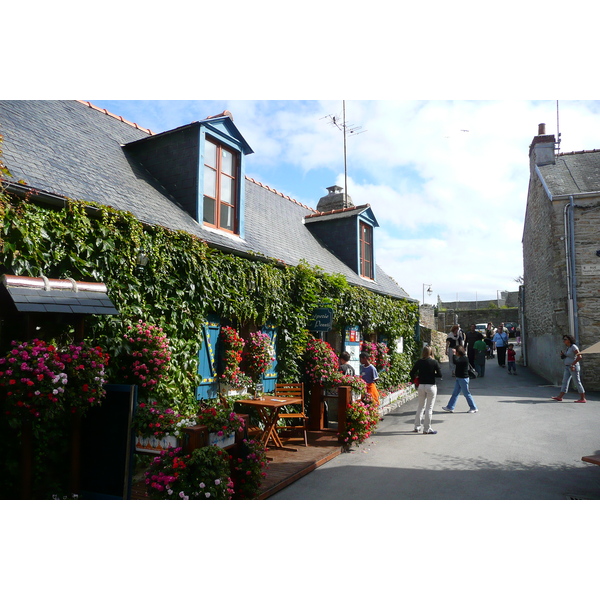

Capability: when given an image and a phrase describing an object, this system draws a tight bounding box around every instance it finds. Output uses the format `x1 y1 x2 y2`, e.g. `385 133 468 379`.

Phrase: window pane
203 196 215 224
204 140 217 168
204 166 216 197
221 148 233 175
220 174 234 204
220 203 233 230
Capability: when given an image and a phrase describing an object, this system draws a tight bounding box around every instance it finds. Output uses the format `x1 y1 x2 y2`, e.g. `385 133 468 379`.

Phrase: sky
87 99 600 304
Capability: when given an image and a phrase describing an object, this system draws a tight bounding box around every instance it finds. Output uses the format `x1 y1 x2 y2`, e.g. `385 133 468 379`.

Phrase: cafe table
234 395 303 451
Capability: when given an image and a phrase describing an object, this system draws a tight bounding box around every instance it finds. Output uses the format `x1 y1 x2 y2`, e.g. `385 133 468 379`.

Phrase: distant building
522 123 600 390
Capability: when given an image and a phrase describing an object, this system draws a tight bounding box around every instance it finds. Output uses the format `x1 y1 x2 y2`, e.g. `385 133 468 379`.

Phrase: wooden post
309 383 324 430
21 420 33 499
337 386 351 437
69 413 82 495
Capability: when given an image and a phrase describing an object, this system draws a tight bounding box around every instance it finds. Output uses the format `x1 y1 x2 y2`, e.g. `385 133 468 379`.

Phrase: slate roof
0 100 410 300
538 150 600 198
1 275 119 315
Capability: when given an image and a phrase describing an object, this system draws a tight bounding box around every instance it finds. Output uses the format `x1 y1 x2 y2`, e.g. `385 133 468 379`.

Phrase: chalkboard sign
79 384 137 499
308 308 333 332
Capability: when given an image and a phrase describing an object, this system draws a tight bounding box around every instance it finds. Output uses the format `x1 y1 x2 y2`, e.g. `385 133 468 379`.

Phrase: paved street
270 346 600 500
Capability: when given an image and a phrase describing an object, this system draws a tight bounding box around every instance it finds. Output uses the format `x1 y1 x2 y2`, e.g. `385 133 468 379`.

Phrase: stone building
522 123 600 391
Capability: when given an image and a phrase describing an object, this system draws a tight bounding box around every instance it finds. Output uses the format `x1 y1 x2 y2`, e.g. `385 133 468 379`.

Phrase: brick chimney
529 122 556 167
316 185 354 212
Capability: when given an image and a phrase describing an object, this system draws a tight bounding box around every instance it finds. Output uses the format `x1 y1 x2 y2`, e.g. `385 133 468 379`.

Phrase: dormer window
203 137 238 232
360 222 374 279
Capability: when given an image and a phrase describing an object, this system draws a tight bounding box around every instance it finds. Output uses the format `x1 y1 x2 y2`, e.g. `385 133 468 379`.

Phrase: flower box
208 432 236 448
135 434 179 454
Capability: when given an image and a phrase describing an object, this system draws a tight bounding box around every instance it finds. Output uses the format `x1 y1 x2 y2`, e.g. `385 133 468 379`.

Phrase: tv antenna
556 100 562 155
322 100 366 205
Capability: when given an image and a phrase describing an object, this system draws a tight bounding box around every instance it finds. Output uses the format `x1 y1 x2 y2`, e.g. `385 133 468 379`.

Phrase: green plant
144 445 234 500
339 398 380 448
243 331 274 383
196 406 245 437
232 438 268 499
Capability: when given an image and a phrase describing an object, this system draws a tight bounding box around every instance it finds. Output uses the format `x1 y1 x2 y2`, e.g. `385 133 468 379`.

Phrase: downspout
564 196 579 342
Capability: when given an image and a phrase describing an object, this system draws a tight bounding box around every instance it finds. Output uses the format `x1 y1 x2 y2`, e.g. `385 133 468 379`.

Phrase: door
197 316 220 401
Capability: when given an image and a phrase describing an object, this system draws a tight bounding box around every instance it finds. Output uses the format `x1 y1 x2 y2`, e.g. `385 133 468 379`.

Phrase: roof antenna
556 100 562 155
322 101 366 206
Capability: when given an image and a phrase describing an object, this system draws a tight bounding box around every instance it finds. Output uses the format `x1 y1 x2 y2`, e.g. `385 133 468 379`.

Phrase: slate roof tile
0 100 410 300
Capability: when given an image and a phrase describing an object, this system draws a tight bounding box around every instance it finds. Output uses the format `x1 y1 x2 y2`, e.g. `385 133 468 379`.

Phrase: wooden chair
274 383 308 446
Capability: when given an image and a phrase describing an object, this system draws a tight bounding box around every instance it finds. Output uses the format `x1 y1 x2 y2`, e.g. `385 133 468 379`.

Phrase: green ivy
0 189 419 405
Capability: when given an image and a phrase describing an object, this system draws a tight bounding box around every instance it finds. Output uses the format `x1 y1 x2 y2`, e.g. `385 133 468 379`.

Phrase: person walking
492 325 509 367
506 343 517 374
441 345 478 413
359 351 380 406
409 346 443 434
485 323 495 359
473 336 487 377
465 323 483 367
551 334 587 403
445 324 464 376
339 351 355 376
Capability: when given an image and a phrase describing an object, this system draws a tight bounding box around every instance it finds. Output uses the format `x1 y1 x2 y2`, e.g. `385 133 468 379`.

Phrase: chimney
316 185 354 212
529 123 556 167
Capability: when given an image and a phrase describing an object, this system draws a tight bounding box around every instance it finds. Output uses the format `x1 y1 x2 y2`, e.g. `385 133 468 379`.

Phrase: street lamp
422 284 432 305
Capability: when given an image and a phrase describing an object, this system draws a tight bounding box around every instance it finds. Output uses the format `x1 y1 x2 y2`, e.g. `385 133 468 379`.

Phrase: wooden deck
257 430 343 499
130 429 343 500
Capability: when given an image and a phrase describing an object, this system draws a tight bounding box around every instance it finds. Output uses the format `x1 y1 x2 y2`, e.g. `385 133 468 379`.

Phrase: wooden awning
0 274 119 315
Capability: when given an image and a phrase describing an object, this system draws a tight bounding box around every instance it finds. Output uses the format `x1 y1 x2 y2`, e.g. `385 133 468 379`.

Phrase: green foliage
0 189 420 401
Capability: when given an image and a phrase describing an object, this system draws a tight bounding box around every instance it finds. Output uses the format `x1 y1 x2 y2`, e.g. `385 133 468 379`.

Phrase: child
359 351 379 406
507 343 517 374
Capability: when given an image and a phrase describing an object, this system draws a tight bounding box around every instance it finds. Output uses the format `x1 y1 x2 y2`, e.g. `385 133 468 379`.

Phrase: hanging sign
308 308 333 332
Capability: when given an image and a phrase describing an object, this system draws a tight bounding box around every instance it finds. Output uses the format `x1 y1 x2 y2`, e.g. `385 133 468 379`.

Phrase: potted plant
231 438 269 500
0 339 68 421
196 406 246 448
144 445 234 500
243 331 274 392
338 398 380 450
132 400 194 454
118 320 171 392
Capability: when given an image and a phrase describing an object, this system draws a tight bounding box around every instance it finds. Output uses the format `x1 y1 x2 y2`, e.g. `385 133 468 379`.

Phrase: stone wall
436 308 519 333
419 326 449 364
419 304 436 329
522 166 600 390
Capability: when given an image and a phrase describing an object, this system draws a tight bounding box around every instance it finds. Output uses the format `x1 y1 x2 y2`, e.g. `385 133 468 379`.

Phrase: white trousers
414 383 438 432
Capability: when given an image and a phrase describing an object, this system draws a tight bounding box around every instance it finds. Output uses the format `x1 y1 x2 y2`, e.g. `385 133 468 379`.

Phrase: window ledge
201 224 247 244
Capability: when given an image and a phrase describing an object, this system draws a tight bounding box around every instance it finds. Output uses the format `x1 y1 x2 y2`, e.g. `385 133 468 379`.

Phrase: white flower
167 489 173 495
199 482 205 488
205 492 211 498
214 479 221 485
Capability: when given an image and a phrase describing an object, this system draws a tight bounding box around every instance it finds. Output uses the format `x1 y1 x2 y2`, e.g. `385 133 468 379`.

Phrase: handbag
412 376 420 389
468 364 478 378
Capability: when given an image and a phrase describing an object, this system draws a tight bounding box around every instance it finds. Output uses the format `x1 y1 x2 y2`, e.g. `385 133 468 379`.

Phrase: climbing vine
0 189 419 407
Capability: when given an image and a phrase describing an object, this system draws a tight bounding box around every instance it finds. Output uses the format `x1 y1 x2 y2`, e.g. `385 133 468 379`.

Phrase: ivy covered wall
0 190 419 411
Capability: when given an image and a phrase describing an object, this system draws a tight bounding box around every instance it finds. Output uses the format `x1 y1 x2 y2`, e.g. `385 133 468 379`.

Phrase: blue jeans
446 378 477 411
560 364 585 394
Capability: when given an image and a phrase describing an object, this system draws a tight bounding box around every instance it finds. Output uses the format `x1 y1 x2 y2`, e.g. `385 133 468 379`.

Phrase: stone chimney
529 122 556 167
316 185 354 212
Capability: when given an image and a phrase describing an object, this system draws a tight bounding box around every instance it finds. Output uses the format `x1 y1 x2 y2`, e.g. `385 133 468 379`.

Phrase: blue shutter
261 325 278 393
196 317 220 401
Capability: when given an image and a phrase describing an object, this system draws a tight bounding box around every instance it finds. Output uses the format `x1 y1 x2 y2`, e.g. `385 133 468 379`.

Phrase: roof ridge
558 148 600 156
76 100 155 135
306 203 370 218
245 176 316 212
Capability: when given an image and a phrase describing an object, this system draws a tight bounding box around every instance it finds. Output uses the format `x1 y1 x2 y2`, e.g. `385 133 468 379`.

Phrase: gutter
564 196 580 343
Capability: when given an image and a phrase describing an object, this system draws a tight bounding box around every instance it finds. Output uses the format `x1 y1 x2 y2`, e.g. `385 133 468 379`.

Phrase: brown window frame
203 137 239 233
359 222 374 279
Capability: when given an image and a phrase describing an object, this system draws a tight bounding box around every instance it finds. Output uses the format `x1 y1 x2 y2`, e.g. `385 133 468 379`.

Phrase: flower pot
135 434 179 454
208 432 235 448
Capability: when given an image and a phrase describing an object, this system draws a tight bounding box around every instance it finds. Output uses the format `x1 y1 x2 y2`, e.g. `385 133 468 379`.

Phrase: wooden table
235 396 302 451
